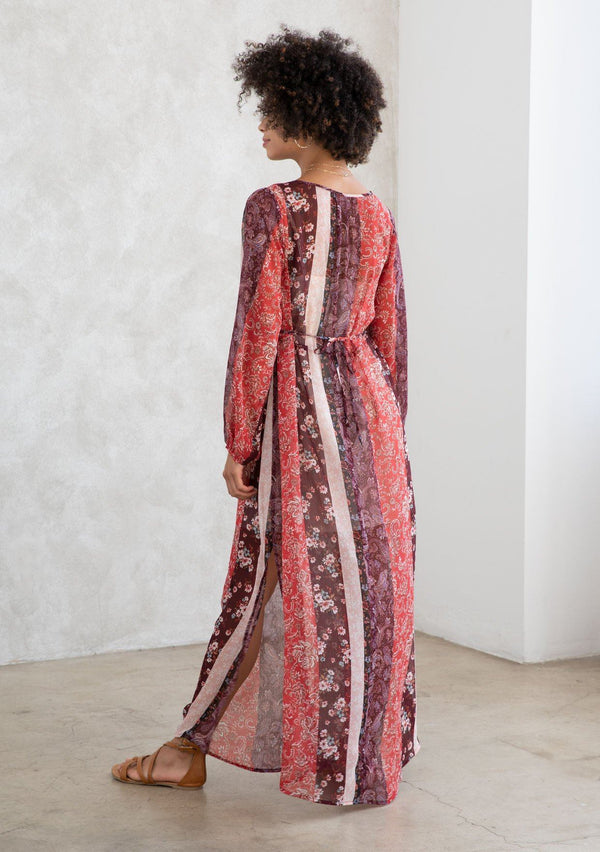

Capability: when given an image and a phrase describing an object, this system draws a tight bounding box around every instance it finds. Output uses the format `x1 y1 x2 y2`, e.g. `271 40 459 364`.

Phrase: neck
294 149 351 178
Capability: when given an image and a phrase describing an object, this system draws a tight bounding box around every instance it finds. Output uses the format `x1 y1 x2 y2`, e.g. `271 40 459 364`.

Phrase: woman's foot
112 737 206 787
120 744 194 783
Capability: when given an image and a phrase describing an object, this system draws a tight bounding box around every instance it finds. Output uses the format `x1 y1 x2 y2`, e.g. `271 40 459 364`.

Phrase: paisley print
174 178 419 806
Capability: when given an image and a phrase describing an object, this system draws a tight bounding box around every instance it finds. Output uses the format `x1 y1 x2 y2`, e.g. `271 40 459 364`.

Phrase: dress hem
205 747 281 774
199 723 422 806
204 746 400 806
279 784 399 807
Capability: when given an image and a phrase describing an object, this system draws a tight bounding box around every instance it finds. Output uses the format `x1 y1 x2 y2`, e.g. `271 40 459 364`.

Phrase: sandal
111 736 207 789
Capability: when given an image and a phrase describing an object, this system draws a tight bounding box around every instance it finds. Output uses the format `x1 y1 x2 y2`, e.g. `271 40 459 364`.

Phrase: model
112 24 419 806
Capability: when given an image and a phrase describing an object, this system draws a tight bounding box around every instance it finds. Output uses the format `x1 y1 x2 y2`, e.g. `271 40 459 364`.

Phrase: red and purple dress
174 178 419 806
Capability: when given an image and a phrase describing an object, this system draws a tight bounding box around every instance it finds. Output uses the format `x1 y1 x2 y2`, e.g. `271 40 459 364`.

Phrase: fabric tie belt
279 330 369 445
279 329 368 354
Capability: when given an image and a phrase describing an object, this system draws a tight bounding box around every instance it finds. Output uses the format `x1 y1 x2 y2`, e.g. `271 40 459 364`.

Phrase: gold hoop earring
293 137 312 149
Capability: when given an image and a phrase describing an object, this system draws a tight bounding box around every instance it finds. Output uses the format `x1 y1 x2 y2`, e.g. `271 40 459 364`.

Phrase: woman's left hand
223 452 258 499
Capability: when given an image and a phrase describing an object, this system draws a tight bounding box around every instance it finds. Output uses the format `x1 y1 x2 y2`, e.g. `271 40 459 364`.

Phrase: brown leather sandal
111 736 207 789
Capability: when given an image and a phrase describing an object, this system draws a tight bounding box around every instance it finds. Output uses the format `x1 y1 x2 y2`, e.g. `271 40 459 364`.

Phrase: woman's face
257 116 310 162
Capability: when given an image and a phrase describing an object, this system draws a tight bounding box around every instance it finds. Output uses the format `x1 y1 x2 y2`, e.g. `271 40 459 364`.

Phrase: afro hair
231 24 387 165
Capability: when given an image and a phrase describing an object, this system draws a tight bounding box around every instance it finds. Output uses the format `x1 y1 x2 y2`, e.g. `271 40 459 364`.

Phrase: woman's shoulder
241 184 277 209
241 184 287 221
240 185 290 239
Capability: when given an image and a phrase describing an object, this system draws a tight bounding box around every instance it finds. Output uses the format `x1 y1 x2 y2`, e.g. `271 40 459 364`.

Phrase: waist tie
280 330 367 445
279 329 367 354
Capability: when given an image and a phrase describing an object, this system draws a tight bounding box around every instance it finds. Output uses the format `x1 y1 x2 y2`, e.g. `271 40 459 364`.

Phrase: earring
293 137 312 149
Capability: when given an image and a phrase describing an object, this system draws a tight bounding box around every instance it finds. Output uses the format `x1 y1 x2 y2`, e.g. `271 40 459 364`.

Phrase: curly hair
231 24 387 166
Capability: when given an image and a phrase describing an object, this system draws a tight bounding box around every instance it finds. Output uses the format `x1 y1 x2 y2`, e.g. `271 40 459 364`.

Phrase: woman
112 24 419 806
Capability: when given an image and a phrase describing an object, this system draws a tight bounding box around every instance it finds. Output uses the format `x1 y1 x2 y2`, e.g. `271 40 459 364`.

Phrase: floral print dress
173 178 419 806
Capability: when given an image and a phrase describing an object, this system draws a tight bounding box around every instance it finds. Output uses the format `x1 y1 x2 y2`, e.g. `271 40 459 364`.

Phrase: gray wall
398 0 532 660
1 2 399 664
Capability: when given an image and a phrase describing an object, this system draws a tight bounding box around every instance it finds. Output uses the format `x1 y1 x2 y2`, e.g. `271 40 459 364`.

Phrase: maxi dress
173 178 419 806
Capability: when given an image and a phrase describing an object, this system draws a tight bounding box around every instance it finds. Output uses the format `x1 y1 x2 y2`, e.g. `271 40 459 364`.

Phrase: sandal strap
162 736 203 753
144 745 165 784
177 748 207 787
136 754 148 783
119 757 138 782
162 736 206 787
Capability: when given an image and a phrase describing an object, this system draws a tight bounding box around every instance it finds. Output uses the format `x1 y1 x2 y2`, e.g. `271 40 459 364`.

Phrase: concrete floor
1 632 599 852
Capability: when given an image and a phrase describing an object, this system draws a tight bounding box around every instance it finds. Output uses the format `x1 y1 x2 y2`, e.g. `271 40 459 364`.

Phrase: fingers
222 458 258 500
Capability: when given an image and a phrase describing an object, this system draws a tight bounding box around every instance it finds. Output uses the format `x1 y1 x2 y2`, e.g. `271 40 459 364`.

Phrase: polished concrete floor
1 632 599 851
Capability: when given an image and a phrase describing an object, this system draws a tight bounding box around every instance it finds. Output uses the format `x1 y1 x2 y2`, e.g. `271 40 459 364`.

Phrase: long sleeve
223 187 285 466
367 211 409 426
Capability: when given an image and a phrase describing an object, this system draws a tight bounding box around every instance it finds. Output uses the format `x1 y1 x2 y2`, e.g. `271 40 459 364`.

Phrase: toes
126 759 141 781
112 758 140 781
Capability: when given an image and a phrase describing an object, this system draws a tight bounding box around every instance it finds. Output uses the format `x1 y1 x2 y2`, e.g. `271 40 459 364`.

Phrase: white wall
525 0 600 660
400 0 600 662
0 3 399 664
398 0 532 661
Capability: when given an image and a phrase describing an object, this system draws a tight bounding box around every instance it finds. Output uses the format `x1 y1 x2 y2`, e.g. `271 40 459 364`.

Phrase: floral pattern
174 179 419 806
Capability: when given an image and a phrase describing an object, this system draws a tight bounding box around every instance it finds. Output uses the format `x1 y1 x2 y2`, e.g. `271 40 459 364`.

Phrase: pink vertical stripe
174 379 275 736
305 187 365 805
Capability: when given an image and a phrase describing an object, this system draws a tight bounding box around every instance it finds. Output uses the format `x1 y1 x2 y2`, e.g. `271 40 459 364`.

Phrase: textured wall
1 2 399 663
